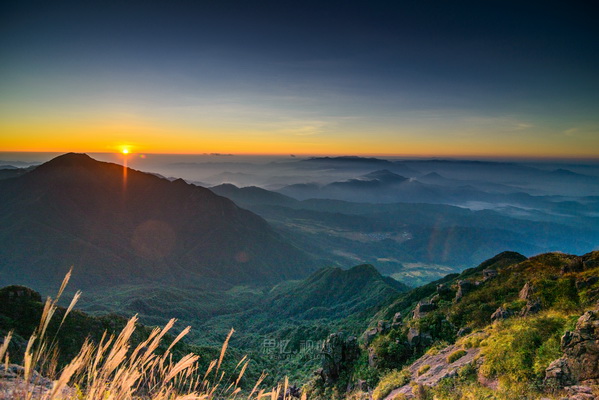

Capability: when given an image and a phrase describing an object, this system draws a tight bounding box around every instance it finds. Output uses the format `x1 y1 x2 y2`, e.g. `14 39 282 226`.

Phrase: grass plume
0 274 299 400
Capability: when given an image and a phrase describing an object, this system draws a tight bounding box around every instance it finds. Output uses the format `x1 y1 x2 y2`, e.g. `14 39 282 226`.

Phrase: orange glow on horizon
1 126 598 160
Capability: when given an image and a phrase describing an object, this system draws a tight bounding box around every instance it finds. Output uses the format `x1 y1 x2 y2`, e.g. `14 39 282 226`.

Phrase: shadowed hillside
0 153 316 290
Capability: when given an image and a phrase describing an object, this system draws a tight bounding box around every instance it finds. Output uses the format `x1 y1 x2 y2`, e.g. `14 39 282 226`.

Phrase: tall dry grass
0 270 305 400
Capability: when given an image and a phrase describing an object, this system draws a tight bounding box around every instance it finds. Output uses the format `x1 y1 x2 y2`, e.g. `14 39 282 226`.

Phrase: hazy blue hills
0 153 316 291
211 183 298 207
210 182 599 286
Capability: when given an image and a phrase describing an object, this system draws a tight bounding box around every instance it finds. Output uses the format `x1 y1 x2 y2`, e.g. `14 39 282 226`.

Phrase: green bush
480 311 573 386
535 277 579 311
425 340 450 356
446 349 467 364
372 368 411 400
417 364 431 376
370 333 412 369
457 331 487 349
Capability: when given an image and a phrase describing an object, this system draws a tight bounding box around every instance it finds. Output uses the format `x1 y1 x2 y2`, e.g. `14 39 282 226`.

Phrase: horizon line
2 150 599 162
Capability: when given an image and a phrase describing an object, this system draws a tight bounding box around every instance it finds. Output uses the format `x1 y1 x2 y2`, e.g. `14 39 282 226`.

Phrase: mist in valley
2 152 598 287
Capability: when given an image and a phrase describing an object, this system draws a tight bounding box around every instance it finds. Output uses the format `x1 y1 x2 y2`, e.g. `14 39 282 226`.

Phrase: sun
121 148 130 155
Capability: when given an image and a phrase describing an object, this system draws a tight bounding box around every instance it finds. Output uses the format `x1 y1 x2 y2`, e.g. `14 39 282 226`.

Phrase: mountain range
0 153 315 290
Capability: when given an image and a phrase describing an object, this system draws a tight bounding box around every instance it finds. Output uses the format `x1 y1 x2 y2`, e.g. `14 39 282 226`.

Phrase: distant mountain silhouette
0 153 315 290
278 169 441 202
361 169 409 183
210 183 298 208
298 157 420 177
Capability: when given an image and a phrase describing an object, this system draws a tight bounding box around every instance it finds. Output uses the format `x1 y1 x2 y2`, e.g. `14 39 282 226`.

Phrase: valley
0 153 598 399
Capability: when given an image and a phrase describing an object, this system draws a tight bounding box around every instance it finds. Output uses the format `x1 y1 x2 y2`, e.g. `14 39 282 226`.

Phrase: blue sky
1 0 598 156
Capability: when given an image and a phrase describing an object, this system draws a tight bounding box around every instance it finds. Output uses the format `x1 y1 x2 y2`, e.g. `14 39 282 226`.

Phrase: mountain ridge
0 153 316 290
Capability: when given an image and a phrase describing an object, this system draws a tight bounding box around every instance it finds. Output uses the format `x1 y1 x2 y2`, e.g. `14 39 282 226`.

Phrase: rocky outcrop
519 282 535 301
277 385 301 399
561 254 598 274
437 283 452 297
392 312 403 328
457 327 472 337
545 308 599 389
412 301 436 319
363 319 392 344
482 269 498 281
561 385 596 400
377 320 391 332
407 327 432 349
520 299 542 317
320 333 359 383
455 280 474 302
383 340 480 399
368 346 378 368
490 307 512 322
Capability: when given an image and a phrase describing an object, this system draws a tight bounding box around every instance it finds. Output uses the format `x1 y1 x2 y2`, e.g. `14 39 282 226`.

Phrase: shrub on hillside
417 364 431 376
479 311 576 387
372 368 411 400
446 349 467 364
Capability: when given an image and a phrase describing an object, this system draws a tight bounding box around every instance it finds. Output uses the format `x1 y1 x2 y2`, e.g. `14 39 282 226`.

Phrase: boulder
545 309 599 388
320 333 359 383
407 327 433 349
412 301 436 319
563 385 596 400
363 319 393 344
519 282 536 301
393 312 402 324
545 358 576 387
377 320 391 333
363 328 378 345
490 307 512 322
457 327 472 337
520 299 542 317
392 312 403 328
482 269 498 281
278 385 301 399
368 346 378 368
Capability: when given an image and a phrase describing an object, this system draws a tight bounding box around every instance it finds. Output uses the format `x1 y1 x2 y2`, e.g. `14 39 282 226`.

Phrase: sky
1 0 598 157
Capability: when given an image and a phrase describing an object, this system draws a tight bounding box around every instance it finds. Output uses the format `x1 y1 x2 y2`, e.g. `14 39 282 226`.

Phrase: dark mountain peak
348 263 379 274
551 168 577 175
308 264 410 292
362 169 408 182
479 251 527 268
460 251 527 279
273 263 408 319
211 183 297 207
548 168 593 180
423 172 445 179
214 183 238 189
0 153 315 289
36 152 97 170
172 178 188 185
